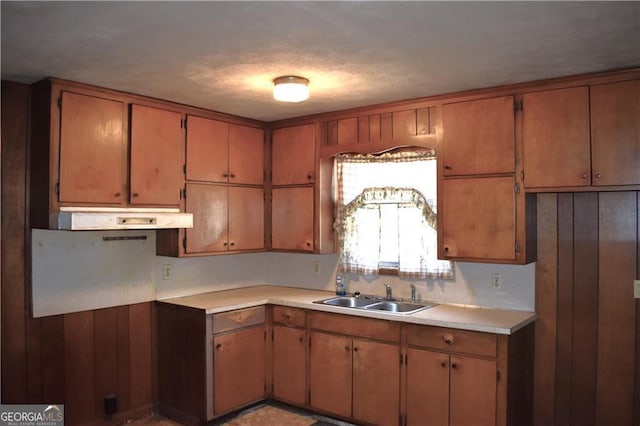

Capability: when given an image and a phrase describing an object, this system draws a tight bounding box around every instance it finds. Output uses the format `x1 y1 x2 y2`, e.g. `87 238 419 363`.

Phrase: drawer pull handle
443 334 454 344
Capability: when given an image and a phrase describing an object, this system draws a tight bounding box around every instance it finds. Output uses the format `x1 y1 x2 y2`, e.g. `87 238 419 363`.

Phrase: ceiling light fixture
273 76 309 103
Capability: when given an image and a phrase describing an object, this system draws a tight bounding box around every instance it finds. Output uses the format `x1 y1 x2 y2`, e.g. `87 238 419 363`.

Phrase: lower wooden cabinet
158 303 533 426
213 325 266 414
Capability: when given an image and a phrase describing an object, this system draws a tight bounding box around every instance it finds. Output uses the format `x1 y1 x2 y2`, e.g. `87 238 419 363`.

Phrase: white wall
32 230 535 317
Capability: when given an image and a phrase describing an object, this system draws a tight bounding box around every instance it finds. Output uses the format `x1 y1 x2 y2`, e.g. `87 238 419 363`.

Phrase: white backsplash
33 230 535 317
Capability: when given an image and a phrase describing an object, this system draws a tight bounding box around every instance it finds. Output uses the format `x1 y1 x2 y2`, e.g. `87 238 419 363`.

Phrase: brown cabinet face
443 96 515 176
272 326 306 405
185 183 228 253
441 176 516 261
309 332 352 418
352 339 400 426
272 124 315 185
406 348 450 426
449 356 497 426
130 104 182 206
58 91 126 204
213 326 265 415
590 79 640 186
228 124 264 185
271 187 314 251
186 115 228 182
522 86 591 188
228 186 264 251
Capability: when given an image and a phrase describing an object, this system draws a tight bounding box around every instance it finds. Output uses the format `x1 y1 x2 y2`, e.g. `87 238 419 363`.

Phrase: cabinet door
213 326 265 415
443 96 515 176
352 339 400 426
229 124 264 185
272 326 306 405
449 356 497 426
58 91 126 204
406 348 449 426
590 79 640 186
309 332 352 418
271 187 314 251
228 186 264 251
130 104 182 206
441 176 516 260
185 183 228 253
522 86 591 188
272 124 315 185
186 115 229 182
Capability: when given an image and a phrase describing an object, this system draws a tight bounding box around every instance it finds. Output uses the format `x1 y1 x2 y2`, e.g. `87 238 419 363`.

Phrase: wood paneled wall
534 193 640 426
1 82 156 425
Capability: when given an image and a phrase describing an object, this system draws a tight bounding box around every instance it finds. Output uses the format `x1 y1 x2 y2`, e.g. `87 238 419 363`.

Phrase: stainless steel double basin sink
313 295 437 315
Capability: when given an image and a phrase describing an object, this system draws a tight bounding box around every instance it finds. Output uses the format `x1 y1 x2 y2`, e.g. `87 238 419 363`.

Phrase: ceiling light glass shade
273 76 309 102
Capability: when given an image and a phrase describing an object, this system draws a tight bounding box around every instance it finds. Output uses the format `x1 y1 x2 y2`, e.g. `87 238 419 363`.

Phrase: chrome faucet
410 284 417 303
384 284 393 300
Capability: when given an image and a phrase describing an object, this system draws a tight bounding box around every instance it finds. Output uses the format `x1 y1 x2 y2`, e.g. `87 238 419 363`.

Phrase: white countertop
158 285 536 335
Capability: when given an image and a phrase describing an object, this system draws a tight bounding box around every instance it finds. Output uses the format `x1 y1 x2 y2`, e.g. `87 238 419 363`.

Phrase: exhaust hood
57 207 193 230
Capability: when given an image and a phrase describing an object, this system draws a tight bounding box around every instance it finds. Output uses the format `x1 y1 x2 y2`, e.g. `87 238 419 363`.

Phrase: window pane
379 203 399 264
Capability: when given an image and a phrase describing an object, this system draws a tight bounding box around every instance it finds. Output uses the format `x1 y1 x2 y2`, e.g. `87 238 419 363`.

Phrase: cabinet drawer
213 306 265 334
309 312 400 343
406 325 497 358
272 306 306 328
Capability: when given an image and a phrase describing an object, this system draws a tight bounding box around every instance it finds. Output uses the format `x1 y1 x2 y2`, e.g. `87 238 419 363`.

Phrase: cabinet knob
298 336 304 343
216 343 222 349
440 361 447 368
595 172 602 179
581 173 588 179
451 363 458 369
132 192 139 198
223 242 228 246
344 345 350 351
444 164 452 170
353 347 359 352
443 334 454 345
114 192 121 197
222 173 228 178
229 173 236 178
306 242 312 247
307 173 313 180
443 246 449 252
229 242 235 247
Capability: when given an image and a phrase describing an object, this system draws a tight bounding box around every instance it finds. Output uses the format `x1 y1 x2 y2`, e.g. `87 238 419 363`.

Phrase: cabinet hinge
308 390 311 404
400 353 403 365
55 182 60 195
514 100 523 111
271 329 274 340
271 383 274 393
182 237 186 251
57 96 62 109
405 354 408 365
497 370 502 381
264 330 267 341
521 170 525 181
515 241 520 253
399 414 403 426
183 164 187 175
515 183 520 194
181 118 187 130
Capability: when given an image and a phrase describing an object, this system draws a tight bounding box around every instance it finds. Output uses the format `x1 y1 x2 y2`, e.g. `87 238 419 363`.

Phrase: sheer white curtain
334 150 454 279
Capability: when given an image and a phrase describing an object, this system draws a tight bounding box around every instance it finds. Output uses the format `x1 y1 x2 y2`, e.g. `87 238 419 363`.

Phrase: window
334 149 453 279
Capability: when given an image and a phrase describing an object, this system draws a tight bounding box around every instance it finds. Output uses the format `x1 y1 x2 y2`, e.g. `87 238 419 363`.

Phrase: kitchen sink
313 296 437 315
314 296 379 308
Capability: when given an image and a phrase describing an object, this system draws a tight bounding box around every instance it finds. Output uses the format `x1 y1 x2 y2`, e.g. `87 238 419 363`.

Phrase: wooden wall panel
534 192 640 426
596 192 637 425
1 83 157 424
533 194 558 425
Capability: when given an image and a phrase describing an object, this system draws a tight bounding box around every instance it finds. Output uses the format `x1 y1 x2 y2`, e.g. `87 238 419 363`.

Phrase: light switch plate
634 280 640 299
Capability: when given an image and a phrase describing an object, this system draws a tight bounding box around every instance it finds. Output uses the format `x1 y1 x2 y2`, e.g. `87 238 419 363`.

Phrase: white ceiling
2 1 639 122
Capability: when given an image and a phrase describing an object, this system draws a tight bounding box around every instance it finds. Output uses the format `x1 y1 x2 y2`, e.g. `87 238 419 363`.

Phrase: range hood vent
57 207 193 230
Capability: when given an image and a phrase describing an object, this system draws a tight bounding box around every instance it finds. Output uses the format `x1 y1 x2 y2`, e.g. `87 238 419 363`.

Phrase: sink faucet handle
384 284 393 300
410 284 416 302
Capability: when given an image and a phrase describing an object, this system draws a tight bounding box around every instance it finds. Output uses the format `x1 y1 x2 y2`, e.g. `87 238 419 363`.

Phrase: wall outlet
162 264 172 280
491 273 503 290
634 280 640 299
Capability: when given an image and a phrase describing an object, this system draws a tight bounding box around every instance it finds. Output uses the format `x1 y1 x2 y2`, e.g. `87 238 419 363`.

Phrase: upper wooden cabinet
57 90 126 205
272 124 315 185
590 79 640 186
130 104 183 206
522 86 591 188
184 183 264 254
30 80 186 228
442 96 515 176
271 187 314 252
186 115 264 185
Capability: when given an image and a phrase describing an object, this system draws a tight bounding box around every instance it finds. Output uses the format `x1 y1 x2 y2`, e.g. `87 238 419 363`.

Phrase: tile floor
126 402 355 426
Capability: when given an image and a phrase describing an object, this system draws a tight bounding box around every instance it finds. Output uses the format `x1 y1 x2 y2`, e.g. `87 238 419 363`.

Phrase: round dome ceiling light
273 76 309 103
